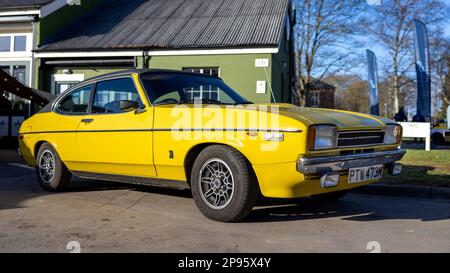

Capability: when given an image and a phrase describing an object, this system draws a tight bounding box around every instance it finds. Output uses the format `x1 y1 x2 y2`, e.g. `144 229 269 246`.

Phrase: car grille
337 131 385 147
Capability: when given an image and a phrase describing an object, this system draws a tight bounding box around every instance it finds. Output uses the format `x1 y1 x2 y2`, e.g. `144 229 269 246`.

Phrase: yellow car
18 69 405 222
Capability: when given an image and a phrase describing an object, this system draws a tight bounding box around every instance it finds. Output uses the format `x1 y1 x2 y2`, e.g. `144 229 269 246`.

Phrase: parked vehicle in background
431 120 450 145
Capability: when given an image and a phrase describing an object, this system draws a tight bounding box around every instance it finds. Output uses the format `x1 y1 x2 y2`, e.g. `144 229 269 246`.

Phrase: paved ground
1 149 450 253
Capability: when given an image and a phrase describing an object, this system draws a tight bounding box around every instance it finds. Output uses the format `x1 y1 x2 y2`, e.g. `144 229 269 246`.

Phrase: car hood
259 103 392 129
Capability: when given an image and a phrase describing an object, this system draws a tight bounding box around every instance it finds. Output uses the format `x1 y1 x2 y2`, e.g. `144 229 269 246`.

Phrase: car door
76 76 156 178
49 84 93 167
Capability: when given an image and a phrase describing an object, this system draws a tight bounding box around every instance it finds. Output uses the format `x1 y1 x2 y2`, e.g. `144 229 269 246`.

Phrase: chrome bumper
297 149 406 175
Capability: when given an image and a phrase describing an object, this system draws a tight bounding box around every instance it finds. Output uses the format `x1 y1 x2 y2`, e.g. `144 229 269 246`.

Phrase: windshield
140 72 251 105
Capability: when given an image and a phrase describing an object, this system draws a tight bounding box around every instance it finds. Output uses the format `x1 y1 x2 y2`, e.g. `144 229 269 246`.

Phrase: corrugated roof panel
39 0 290 51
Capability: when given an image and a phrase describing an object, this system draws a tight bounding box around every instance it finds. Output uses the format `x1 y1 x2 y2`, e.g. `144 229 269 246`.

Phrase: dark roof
307 80 336 91
0 0 54 10
38 0 290 52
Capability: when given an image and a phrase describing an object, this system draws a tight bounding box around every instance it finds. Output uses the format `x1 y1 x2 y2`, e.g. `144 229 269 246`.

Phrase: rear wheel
190 145 258 222
36 143 71 191
311 190 349 202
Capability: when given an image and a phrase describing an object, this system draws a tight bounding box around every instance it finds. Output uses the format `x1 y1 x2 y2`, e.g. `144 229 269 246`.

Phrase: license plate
348 165 383 184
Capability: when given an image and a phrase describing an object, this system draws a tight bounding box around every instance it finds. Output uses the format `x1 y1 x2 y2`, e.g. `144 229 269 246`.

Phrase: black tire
311 190 349 202
432 133 445 145
190 145 258 222
36 143 71 191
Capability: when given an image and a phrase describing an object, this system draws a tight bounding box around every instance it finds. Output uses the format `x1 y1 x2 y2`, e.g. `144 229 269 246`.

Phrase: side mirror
119 100 140 111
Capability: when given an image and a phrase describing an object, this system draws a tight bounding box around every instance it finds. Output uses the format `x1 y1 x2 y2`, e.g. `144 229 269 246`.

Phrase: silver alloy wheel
39 150 55 184
198 158 235 210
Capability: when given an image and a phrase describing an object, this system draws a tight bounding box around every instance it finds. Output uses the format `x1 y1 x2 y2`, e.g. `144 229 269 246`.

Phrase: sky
337 0 450 116
445 0 450 37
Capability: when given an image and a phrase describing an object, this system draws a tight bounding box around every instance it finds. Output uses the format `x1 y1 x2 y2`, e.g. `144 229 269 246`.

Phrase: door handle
81 118 94 123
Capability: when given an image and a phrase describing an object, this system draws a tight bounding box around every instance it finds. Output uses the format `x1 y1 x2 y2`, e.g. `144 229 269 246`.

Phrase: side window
56 85 93 114
92 78 141 114
154 90 181 105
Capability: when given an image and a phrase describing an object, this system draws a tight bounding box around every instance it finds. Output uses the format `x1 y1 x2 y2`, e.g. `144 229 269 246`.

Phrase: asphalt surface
1 150 450 253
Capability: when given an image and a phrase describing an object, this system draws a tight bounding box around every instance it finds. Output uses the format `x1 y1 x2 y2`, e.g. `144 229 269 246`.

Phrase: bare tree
362 0 448 116
294 0 366 106
430 37 450 106
440 55 450 118
329 74 370 113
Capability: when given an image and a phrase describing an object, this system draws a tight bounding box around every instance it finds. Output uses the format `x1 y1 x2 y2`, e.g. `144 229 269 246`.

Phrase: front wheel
36 143 72 191
190 145 258 222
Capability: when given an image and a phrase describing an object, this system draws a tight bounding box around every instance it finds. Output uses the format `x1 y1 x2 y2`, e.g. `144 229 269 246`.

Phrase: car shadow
379 164 450 187
1 157 449 222
244 195 450 223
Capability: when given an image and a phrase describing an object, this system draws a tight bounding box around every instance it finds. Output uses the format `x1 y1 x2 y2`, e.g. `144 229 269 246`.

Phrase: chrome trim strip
298 149 406 175
20 128 302 135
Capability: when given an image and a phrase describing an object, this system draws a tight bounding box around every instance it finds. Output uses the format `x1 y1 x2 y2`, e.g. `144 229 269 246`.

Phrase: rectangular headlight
308 125 337 150
384 125 402 145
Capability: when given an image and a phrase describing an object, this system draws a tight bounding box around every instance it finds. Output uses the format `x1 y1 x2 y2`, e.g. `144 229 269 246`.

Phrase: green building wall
33 0 107 90
39 52 291 104
148 54 274 103
38 0 107 45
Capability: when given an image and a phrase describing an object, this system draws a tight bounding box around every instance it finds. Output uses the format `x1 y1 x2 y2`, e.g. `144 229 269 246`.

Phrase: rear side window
56 85 93 114
92 78 141 114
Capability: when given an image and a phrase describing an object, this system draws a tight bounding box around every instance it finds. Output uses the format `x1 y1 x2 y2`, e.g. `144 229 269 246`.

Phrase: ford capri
18 69 405 222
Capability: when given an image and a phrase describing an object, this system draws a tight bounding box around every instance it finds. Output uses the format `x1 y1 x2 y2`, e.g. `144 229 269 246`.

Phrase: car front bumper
297 149 406 175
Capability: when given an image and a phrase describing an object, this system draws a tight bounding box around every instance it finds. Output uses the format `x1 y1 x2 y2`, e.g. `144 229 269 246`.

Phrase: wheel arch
34 140 58 159
183 143 256 186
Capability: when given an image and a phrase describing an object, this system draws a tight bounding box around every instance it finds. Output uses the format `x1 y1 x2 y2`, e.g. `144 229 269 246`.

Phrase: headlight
308 125 337 150
384 124 402 144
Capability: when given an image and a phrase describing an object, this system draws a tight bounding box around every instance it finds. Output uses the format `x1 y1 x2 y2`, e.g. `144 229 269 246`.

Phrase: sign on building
11 116 24 137
0 116 9 136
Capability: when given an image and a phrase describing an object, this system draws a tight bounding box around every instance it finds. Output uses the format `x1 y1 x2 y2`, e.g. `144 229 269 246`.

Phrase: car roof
61 69 220 97
85 69 219 82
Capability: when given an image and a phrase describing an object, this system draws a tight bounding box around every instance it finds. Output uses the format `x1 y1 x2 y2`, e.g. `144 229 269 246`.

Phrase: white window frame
310 91 320 107
51 74 85 95
182 67 220 100
0 33 33 58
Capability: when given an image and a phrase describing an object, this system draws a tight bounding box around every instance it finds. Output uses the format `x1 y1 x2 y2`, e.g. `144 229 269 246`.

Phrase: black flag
413 19 431 121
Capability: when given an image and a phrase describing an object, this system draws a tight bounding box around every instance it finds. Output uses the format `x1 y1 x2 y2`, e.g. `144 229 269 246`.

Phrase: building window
56 82 78 94
14 36 27 52
12 65 26 84
0 35 28 52
182 67 220 100
309 91 320 107
183 67 219 77
0 37 11 52
51 73 85 95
